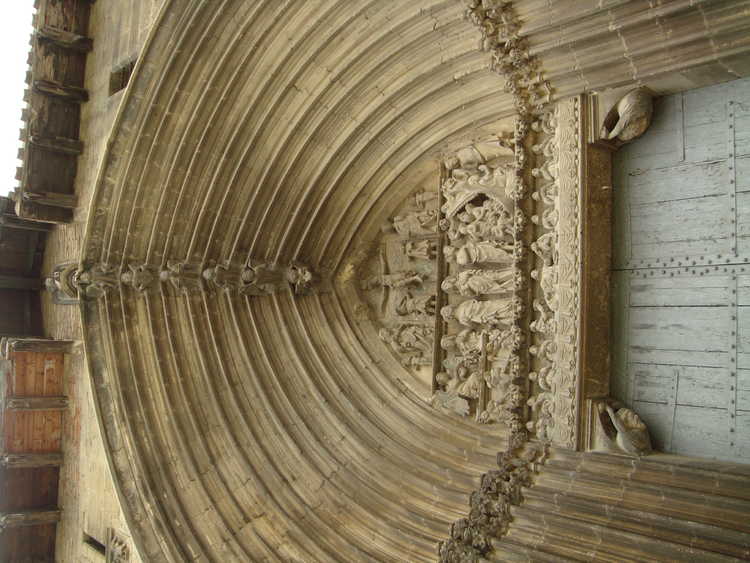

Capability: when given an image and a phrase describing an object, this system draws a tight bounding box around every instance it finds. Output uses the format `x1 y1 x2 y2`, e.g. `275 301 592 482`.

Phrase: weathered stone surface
25 0 750 562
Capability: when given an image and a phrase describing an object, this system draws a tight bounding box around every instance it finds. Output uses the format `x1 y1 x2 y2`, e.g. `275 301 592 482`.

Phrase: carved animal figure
592 401 653 456
601 88 653 143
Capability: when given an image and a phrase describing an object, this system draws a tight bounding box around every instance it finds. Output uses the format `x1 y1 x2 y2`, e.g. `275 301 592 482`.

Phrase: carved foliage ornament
437 440 548 563
524 98 581 448
465 0 552 117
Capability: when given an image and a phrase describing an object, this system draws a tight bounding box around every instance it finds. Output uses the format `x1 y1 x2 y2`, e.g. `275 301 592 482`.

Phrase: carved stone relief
525 97 581 448
60 260 319 298
356 189 439 383
356 132 532 425
437 440 548 562
44 262 80 304
589 399 653 457
600 88 653 144
105 528 130 563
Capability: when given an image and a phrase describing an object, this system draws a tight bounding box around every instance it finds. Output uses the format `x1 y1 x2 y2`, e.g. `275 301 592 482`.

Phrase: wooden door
612 77 750 462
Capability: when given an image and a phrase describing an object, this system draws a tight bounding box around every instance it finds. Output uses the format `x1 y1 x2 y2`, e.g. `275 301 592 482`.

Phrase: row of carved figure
432 137 528 423
45 260 317 300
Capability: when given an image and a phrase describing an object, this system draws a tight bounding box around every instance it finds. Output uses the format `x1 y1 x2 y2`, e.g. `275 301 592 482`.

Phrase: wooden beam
0 213 53 232
0 509 60 530
16 198 74 224
1 452 62 468
36 26 93 53
28 135 83 155
6 396 69 411
2 338 73 355
32 79 88 103
23 191 77 209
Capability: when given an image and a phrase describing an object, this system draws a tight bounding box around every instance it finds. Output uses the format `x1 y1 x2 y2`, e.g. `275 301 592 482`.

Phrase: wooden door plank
671 405 729 458
626 159 728 205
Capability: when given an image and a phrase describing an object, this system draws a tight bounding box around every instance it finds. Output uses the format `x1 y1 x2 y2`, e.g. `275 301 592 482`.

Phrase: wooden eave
13 0 93 224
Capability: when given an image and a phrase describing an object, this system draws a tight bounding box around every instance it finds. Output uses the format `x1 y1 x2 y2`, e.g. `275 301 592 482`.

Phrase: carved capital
438 441 548 562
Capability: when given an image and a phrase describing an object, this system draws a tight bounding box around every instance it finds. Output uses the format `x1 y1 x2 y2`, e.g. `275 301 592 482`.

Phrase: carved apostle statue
444 240 515 266
441 298 514 327
441 269 514 297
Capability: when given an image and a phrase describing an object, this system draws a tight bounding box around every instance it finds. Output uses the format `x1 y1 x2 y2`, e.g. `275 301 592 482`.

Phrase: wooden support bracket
32 79 88 103
36 26 93 53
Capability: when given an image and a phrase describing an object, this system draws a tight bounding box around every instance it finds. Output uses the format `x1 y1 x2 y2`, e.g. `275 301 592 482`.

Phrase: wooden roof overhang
13 0 94 224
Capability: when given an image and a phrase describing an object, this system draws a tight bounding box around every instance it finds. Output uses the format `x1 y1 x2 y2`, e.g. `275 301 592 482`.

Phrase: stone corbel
589 87 654 148
586 398 653 456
